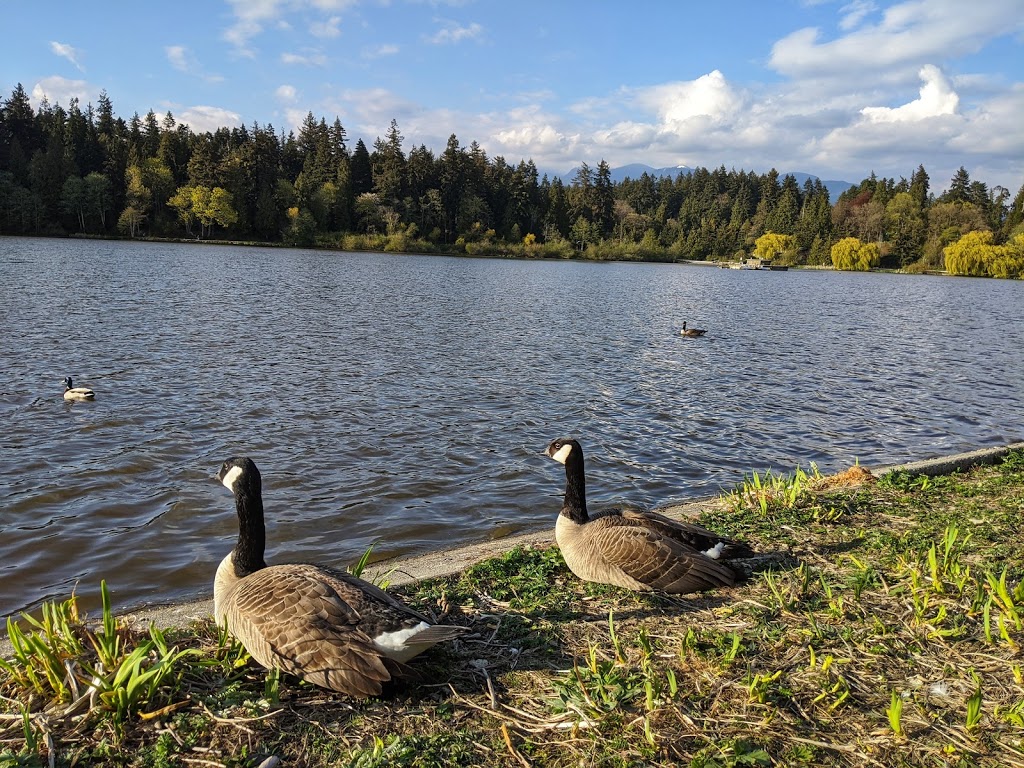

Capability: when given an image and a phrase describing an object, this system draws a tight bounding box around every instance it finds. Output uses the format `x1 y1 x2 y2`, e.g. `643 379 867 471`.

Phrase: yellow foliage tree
943 230 998 276
753 232 795 260
830 237 881 271
986 233 1024 279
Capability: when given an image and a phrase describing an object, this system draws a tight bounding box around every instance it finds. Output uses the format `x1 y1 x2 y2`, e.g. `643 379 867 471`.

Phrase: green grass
2 449 1024 767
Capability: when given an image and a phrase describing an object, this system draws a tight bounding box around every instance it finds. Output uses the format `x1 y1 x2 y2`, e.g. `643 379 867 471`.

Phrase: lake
2 236 1023 619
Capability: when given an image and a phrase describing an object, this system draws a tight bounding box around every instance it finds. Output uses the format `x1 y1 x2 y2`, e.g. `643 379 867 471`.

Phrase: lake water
2 236 1023 619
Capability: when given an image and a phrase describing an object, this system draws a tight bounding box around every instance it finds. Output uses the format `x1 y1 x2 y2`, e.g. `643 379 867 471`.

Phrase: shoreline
5 440 1019 658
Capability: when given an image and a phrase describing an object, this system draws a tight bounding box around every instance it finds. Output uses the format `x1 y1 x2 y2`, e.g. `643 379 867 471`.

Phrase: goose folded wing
592 520 738 593
622 508 756 557
318 567 435 625
226 568 399 696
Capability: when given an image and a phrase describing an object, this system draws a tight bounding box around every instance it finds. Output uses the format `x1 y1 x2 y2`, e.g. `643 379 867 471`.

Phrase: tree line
1 83 1022 277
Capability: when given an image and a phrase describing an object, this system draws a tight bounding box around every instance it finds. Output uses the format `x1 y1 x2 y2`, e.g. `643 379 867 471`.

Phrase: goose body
63 376 95 401
545 438 755 593
680 322 706 338
215 457 466 696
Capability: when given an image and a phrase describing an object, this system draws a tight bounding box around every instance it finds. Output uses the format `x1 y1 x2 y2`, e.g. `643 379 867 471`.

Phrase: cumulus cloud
207 0 1021 187
176 105 242 133
634 71 744 128
427 21 483 45
50 42 84 72
31 76 91 108
861 65 958 122
948 83 1024 155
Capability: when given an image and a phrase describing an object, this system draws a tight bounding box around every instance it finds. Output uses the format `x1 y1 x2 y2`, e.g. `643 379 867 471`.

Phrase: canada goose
544 438 755 593
63 377 95 401
215 456 467 697
680 322 706 337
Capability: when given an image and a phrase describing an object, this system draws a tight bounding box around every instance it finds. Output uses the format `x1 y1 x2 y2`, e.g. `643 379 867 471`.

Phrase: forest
1 83 1022 277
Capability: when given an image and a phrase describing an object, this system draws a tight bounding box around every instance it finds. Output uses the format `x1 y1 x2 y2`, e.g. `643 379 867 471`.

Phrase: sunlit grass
2 449 1023 766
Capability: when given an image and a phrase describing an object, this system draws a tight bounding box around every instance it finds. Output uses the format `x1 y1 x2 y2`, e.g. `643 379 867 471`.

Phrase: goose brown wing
315 567 467 647
589 517 738 593
223 565 400 696
621 508 756 558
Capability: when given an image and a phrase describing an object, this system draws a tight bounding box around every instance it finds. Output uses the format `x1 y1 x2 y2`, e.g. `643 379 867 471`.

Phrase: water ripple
2 238 1023 617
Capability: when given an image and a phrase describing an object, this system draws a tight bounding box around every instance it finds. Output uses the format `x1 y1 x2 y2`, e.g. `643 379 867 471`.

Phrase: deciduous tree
830 237 880 271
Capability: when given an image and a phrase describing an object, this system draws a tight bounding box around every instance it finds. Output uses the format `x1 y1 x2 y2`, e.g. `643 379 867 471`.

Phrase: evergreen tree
350 138 373 196
372 118 405 205
944 166 971 203
909 164 930 209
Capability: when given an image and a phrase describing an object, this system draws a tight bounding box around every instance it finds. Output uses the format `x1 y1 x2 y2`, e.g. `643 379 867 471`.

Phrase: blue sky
4 0 1023 191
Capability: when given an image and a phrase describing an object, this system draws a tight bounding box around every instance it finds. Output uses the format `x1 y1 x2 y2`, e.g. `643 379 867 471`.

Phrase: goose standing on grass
544 438 756 594
215 456 467 697
680 322 707 338
62 377 95 401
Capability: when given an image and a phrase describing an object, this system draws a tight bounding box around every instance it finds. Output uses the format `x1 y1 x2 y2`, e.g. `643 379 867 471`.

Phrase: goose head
218 456 261 495
545 437 582 465
63 376 74 390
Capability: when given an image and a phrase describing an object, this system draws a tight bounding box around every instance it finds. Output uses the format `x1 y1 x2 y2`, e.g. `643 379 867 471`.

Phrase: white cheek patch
703 542 726 560
550 444 573 464
221 465 244 492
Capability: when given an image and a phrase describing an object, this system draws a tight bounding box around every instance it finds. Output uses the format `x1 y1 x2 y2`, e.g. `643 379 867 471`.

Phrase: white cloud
50 41 84 72
211 0 1021 188
310 0 357 9
166 45 191 72
224 0 357 54
31 76 91 108
427 21 483 45
838 0 877 31
281 50 328 66
176 105 242 133
311 15 342 38
165 45 224 83
948 84 1024 156
364 43 400 59
284 107 311 132
861 65 958 122
770 0 1020 79
224 0 286 55
634 71 744 128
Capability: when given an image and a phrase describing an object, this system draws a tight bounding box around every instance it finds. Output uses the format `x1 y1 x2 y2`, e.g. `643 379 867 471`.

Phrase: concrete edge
4 441 1023 655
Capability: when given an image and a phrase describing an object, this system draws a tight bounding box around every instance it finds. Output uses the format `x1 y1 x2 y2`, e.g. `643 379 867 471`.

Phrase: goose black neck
561 449 589 523
232 482 267 577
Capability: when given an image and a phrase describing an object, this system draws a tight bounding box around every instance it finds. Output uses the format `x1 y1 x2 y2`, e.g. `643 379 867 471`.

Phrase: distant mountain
605 163 694 184
549 163 854 202
785 172 855 202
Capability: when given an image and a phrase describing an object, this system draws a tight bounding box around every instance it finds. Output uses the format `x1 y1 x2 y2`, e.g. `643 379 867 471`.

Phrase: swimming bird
63 377 95 401
215 456 467 697
680 322 707 337
544 438 756 593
